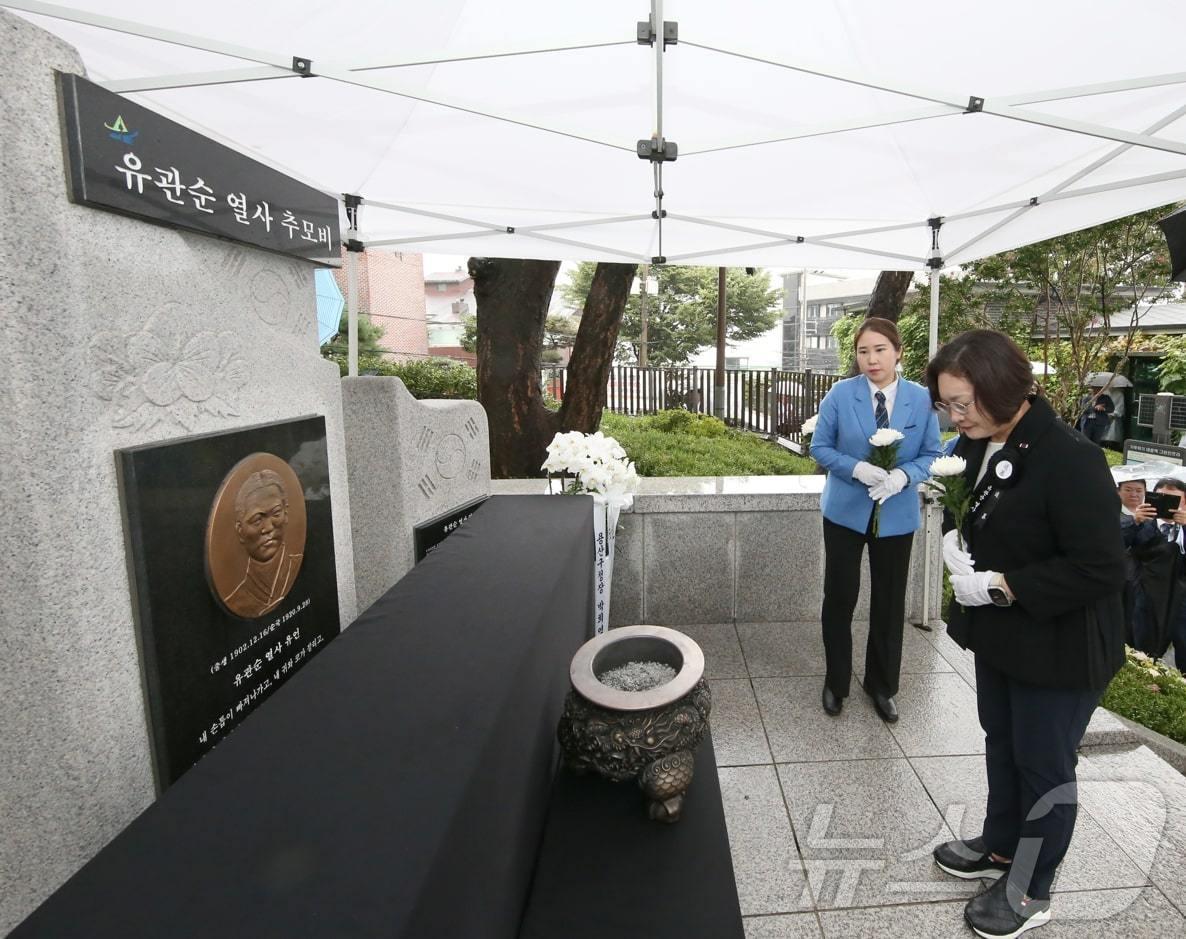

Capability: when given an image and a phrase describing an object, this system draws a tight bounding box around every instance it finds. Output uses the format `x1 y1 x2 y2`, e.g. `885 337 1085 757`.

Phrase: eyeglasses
933 398 976 417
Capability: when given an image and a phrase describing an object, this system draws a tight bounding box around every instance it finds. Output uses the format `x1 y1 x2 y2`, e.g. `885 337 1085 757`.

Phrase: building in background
425 269 477 364
687 271 887 372
331 250 429 360
781 273 882 372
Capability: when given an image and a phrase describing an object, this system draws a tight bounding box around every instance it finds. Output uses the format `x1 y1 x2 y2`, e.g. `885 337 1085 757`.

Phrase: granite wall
342 376 490 612
0 11 358 932
607 492 943 629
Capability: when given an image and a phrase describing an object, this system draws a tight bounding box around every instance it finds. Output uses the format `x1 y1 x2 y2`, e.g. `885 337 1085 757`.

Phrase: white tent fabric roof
8 0 1186 269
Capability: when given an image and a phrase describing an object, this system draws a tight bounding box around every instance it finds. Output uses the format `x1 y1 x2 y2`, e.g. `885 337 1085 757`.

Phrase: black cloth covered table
13 495 593 939
519 728 745 939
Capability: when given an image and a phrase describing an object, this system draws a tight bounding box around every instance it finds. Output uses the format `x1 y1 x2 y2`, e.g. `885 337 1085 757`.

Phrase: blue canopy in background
315 269 344 346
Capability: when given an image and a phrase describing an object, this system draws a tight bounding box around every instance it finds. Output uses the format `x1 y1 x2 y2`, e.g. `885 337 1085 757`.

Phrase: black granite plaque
57 72 340 265
117 416 340 789
413 497 488 563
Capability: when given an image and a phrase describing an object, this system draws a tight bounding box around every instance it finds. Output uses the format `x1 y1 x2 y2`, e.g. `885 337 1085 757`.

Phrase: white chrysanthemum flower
801 415 818 434
869 428 905 447
544 431 637 501
930 455 967 477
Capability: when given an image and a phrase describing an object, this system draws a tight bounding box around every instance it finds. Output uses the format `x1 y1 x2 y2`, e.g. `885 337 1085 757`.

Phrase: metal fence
541 365 841 442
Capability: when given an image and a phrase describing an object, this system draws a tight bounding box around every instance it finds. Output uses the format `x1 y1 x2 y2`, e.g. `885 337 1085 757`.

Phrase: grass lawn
599 411 816 476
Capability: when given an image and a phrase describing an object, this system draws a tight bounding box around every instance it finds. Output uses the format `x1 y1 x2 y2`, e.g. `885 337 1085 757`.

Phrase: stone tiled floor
675 621 1186 938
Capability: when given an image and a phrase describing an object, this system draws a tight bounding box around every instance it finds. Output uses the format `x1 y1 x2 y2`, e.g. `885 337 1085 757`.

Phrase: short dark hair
1154 477 1186 494
854 317 901 352
925 329 1036 425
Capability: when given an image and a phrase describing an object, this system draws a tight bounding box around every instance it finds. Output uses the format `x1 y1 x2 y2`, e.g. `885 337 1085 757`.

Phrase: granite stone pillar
0 12 357 932
341 377 490 613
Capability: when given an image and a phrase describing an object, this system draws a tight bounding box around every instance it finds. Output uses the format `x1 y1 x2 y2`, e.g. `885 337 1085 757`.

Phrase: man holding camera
1120 478 1186 659
1152 478 1186 669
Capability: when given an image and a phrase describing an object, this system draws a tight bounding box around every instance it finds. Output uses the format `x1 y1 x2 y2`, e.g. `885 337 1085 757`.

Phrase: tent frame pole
945 101 1186 264
921 221 942 630
22 0 1186 158
343 194 363 379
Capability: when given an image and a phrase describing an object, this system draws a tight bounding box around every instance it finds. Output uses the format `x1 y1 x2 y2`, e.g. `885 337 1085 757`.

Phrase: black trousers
975 657 1101 900
820 517 913 698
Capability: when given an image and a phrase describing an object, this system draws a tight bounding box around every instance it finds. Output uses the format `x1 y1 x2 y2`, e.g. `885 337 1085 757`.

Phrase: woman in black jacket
924 331 1125 939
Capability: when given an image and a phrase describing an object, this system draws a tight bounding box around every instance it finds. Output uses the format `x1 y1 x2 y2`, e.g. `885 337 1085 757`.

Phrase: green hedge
600 412 815 476
328 354 478 400
1101 648 1186 745
645 409 727 437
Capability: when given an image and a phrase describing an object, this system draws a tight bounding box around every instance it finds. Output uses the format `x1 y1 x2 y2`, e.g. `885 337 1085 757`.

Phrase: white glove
951 570 998 607
869 468 908 503
852 461 889 488
942 529 974 576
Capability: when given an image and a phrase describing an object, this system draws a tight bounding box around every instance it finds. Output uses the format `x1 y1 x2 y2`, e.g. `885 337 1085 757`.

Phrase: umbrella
1157 207 1186 283
315 269 344 346
1085 372 1133 388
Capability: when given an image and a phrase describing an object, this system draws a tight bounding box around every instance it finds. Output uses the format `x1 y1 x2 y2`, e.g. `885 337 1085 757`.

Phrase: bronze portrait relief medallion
205 452 307 620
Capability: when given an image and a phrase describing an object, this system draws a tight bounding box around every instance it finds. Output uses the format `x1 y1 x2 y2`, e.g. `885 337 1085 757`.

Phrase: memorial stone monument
342 377 491 612
0 12 358 932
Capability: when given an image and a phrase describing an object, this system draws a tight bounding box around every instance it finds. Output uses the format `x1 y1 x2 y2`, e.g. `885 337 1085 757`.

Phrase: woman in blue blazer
810 317 941 722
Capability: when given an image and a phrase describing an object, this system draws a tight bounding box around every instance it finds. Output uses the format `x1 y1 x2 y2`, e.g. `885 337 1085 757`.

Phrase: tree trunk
866 270 914 322
470 258 561 478
847 269 915 376
559 262 637 431
470 258 637 477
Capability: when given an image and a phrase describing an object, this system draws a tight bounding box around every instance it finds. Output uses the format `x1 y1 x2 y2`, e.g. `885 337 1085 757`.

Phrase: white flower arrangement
542 430 639 508
869 427 905 449
800 415 818 436
1125 646 1185 687
867 428 905 536
924 454 972 549
929 455 967 478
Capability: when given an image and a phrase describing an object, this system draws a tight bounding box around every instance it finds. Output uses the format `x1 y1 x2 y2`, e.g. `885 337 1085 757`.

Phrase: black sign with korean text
117 416 341 790
413 497 488 563
57 72 340 266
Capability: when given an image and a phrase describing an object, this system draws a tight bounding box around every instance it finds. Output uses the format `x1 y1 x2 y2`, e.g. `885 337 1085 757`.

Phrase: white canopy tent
7 0 1186 369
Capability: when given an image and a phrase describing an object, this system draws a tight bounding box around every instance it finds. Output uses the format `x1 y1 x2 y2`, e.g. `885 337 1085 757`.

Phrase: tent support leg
346 247 359 378
922 228 942 630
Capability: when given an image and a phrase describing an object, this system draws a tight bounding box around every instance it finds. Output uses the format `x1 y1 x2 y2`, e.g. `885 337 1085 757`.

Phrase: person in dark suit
925 330 1125 939
1077 388 1115 445
809 317 941 722
1150 477 1186 669
1118 478 1179 657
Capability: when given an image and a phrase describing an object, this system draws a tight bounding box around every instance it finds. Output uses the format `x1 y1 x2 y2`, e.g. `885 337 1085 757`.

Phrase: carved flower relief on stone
92 313 249 432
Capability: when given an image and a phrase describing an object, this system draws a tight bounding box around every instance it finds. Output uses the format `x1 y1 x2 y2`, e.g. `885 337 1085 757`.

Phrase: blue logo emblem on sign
104 115 138 144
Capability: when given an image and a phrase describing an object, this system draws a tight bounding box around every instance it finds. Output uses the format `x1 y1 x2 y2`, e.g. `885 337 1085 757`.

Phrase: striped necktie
875 390 889 429
1161 521 1179 544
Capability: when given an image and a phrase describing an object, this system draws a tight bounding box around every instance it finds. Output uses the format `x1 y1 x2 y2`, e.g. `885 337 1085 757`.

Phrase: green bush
1101 648 1186 745
329 355 478 399
645 409 727 437
600 412 815 476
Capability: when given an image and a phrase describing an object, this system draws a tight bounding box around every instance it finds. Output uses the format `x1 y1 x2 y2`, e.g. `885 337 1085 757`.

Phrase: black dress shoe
964 873 1051 938
822 685 842 716
864 686 898 722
